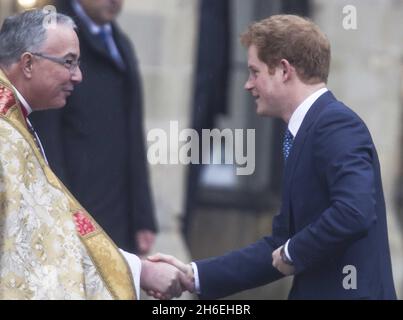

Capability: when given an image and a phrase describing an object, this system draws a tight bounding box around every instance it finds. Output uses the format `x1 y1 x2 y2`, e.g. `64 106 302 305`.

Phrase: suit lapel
110 24 132 72
113 26 141 90
78 19 113 62
281 91 338 235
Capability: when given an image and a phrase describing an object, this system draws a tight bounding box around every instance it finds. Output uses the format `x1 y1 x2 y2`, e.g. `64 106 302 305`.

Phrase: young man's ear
20 52 34 79
279 59 294 81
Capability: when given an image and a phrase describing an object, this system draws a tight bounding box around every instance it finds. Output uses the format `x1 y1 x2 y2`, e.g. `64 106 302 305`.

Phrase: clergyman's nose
72 66 83 84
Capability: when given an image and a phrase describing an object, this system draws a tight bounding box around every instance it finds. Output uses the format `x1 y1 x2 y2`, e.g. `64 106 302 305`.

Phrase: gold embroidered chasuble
0 70 136 300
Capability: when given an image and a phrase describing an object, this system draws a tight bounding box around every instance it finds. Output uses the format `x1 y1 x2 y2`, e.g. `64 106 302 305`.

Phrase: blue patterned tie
283 129 294 161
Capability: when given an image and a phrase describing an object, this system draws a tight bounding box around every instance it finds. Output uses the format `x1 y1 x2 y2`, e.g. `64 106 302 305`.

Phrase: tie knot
283 129 294 161
98 27 109 43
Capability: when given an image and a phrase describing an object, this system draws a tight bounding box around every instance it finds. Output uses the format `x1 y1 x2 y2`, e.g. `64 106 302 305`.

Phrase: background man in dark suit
30 0 158 254
150 14 397 299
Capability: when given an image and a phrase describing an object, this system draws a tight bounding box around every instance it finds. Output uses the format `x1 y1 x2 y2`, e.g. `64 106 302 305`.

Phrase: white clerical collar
12 85 32 116
72 0 113 35
288 87 328 138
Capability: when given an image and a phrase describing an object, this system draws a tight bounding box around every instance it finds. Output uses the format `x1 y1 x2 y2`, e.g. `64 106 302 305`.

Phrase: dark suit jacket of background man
30 0 157 253
195 91 396 299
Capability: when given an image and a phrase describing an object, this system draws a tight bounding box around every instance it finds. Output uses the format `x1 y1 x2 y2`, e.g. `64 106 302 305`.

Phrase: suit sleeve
288 107 377 274
195 236 284 299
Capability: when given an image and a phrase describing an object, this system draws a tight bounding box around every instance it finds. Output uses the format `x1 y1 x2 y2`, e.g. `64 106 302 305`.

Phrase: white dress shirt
287 87 328 138
284 87 328 261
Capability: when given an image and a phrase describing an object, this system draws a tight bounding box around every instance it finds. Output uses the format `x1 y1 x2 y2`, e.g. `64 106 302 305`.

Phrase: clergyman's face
29 25 82 110
244 45 285 118
79 0 124 24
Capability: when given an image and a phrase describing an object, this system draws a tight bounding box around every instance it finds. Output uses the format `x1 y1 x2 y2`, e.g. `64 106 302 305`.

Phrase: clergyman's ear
20 52 34 79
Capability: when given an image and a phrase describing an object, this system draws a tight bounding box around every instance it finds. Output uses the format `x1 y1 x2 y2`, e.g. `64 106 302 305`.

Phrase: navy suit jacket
195 91 396 299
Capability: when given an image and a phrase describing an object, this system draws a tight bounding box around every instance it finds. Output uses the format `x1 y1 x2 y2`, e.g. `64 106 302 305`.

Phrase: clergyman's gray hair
0 9 76 67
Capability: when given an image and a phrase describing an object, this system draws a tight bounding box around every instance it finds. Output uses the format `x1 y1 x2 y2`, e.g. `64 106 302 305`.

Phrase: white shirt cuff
119 249 141 299
191 262 201 294
284 239 293 262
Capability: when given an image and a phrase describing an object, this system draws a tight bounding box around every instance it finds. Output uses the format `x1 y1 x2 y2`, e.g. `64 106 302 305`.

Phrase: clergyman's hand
148 253 195 294
272 246 295 276
140 259 192 300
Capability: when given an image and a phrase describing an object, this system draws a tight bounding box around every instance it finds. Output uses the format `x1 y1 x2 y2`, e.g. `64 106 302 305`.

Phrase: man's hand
272 246 295 276
135 230 155 256
140 259 193 300
148 253 195 294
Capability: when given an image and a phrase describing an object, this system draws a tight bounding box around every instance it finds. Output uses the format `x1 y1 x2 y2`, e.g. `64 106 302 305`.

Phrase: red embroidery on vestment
73 211 97 236
0 85 16 115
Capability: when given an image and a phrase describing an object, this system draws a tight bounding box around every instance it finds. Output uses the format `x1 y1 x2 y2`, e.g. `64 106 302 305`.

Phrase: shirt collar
72 0 112 35
12 85 32 117
288 87 328 138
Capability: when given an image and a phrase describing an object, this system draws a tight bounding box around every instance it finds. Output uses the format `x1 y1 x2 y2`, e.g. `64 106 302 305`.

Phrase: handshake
140 253 195 300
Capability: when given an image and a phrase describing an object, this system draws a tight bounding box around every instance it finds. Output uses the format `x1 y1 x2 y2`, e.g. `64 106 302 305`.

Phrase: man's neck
283 82 327 123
